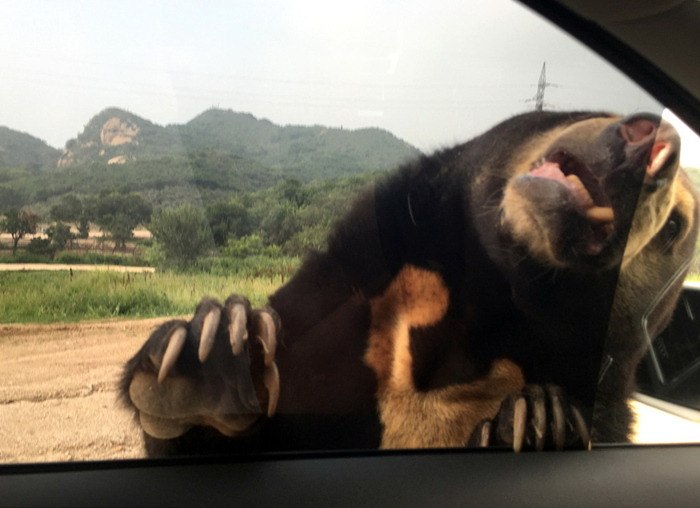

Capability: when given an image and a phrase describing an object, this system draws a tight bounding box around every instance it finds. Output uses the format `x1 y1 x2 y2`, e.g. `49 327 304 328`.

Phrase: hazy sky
1 0 691 157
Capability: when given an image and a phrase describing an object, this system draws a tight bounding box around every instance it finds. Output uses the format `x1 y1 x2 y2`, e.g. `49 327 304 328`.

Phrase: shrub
222 234 281 258
26 238 56 260
148 205 215 269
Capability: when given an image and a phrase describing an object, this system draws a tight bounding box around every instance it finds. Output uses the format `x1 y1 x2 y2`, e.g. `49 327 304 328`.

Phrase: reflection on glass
1 0 700 464
633 110 700 443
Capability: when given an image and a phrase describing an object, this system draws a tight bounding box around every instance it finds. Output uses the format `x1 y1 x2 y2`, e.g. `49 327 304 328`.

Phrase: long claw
264 362 280 417
158 326 187 383
468 420 492 448
229 304 248 355
477 421 491 447
548 386 566 451
530 386 546 452
257 311 279 417
570 405 591 450
257 312 278 367
199 308 221 363
512 396 527 453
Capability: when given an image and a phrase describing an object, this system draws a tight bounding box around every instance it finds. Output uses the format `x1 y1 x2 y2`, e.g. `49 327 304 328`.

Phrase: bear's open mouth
530 150 614 225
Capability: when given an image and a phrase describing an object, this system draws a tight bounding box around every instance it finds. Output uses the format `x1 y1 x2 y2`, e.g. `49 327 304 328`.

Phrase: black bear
121 110 699 456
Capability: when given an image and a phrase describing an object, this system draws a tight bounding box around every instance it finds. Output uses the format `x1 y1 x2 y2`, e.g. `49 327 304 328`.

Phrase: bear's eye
659 215 682 252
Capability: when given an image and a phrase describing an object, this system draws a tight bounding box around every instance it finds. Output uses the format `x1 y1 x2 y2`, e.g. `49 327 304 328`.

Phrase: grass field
3 259 700 325
0 270 285 324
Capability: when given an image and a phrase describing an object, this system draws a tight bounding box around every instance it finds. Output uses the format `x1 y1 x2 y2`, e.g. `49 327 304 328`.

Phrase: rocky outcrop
57 149 74 167
100 118 139 146
108 155 127 164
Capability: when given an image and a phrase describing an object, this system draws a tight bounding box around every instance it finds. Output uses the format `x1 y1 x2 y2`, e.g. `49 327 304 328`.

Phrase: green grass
686 272 700 283
0 270 284 324
0 251 150 266
6 256 697 325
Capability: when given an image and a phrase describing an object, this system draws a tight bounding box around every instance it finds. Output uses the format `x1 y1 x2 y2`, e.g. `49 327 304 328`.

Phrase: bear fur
121 110 699 456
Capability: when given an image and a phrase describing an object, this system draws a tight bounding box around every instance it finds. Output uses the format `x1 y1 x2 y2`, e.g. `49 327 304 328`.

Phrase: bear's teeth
586 206 614 222
565 174 594 209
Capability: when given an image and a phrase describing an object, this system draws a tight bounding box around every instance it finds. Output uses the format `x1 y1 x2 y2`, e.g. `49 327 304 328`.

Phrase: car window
1 0 699 463
633 109 700 443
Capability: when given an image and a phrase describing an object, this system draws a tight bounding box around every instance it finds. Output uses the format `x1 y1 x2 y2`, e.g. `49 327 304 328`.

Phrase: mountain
0 126 60 170
179 109 421 179
59 107 420 180
58 108 181 167
1 107 420 211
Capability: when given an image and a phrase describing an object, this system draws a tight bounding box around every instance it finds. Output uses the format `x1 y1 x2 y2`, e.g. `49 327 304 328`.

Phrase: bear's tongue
530 161 569 185
530 161 614 223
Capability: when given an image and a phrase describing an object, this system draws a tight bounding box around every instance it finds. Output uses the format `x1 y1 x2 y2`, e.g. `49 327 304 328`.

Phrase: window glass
1 0 698 463
632 110 700 443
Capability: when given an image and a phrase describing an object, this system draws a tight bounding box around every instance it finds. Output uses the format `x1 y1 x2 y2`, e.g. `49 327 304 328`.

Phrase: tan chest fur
364 265 525 449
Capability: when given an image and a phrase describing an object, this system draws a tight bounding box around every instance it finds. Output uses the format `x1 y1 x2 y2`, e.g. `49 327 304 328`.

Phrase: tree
94 190 152 250
46 222 74 251
50 195 82 222
77 216 91 239
205 200 254 247
51 194 95 239
25 223 73 261
223 234 281 258
148 205 215 269
1 208 39 255
278 178 310 207
0 187 24 209
26 238 55 259
282 225 328 256
260 202 301 247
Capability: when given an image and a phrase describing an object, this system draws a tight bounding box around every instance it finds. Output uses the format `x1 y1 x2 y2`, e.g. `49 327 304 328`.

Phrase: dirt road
0 318 172 463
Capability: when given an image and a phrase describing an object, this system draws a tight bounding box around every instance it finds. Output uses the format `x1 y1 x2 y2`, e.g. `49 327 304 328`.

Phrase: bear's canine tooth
565 174 594 209
586 206 614 223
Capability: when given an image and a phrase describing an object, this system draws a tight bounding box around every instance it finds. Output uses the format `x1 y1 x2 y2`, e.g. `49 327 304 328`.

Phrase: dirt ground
0 318 171 463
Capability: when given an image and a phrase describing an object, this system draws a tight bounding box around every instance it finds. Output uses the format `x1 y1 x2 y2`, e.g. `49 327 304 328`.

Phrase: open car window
1 0 700 465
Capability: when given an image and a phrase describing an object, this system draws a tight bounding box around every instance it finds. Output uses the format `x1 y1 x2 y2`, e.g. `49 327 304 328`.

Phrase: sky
1 0 699 163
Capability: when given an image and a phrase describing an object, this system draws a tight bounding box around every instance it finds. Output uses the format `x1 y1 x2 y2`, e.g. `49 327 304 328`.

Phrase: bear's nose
618 114 679 179
621 117 657 145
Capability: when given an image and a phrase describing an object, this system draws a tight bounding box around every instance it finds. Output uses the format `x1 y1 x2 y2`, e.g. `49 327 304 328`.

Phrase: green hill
1 107 420 211
0 127 60 171
179 108 420 179
7 150 278 209
58 107 182 167
58 107 420 180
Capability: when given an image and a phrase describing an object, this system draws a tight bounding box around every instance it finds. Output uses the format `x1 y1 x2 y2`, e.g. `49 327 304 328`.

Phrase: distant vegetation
4 108 699 325
1 172 379 267
0 107 418 211
0 126 59 171
0 106 397 285
0 106 412 291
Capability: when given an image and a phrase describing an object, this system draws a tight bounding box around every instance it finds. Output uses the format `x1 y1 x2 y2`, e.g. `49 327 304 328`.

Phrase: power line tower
527 62 558 111
534 62 547 110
